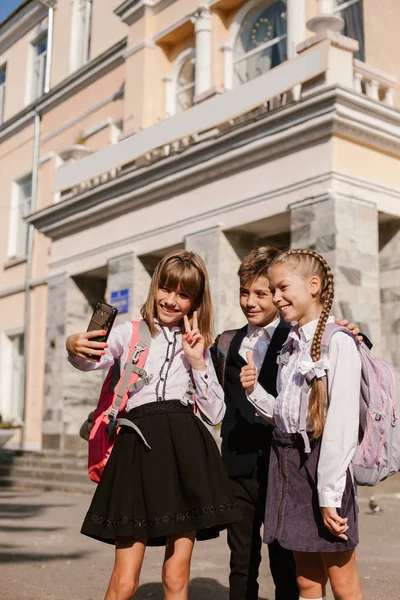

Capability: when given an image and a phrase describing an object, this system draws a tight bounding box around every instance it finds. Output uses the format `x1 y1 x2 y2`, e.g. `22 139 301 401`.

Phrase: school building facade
0 0 399 451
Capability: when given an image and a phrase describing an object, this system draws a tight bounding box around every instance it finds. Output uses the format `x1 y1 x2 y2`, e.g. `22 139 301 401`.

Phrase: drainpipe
43 1 55 93
21 111 41 449
21 0 55 448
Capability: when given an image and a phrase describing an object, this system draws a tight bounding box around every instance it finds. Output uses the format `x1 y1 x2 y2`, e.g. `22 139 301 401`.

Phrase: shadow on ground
0 550 88 564
135 578 269 599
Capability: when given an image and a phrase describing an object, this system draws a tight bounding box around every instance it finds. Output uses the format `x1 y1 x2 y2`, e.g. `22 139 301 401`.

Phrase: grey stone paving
0 479 399 600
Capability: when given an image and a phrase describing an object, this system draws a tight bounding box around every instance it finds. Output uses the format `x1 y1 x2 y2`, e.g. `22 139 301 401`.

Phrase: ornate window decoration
32 33 48 100
164 48 195 117
334 0 364 61
228 0 287 89
175 53 195 114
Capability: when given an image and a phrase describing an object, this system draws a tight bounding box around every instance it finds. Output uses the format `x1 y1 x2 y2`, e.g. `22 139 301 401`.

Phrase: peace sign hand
182 311 206 370
240 351 258 393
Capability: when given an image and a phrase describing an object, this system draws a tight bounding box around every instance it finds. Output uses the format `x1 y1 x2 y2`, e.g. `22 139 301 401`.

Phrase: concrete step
0 475 94 494
0 449 91 493
0 454 88 470
0 465 90 485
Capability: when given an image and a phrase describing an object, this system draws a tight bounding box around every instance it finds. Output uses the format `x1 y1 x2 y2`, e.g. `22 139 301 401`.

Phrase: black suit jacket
212 318 291 478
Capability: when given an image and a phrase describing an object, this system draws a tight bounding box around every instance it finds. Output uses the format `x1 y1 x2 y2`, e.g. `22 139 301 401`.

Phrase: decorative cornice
0 38 127 144
123 40 156 59
27 85 400 240
0 0 47 54
115 0 155 26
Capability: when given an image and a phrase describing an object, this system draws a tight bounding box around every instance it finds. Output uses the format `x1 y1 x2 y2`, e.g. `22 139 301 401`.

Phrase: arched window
334 0 364 61
233 0 287 88
175 54 195 114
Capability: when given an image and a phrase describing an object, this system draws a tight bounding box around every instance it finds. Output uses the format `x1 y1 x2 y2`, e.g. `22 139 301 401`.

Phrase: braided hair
269 249 335 438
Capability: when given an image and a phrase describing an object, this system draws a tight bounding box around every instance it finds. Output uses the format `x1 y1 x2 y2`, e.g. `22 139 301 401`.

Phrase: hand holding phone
66 301 118 362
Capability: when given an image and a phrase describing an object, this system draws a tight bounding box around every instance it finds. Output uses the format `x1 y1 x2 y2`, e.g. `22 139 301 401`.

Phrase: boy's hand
335 318 363 342
240 351 258 394
321 507 349 540
66 330 107 362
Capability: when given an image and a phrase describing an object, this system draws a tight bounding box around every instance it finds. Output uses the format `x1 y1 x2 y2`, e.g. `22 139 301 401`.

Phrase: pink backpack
286 323 400 486
87 320 152 483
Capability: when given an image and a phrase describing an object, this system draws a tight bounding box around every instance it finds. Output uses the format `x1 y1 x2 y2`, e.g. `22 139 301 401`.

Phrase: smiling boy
212 246 298 600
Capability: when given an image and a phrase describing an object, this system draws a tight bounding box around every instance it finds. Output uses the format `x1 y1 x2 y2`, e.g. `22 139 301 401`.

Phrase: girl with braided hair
240 249 363 600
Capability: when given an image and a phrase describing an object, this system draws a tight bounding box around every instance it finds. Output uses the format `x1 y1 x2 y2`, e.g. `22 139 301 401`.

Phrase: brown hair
140 249 214 347
269 249 335 438
238 246 282 285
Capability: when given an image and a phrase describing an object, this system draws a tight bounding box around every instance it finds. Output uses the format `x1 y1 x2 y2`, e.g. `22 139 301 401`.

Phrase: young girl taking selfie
240 249 363 600
66 250 241 600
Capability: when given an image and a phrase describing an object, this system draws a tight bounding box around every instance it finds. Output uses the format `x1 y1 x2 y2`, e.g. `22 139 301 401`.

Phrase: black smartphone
86 301 118 360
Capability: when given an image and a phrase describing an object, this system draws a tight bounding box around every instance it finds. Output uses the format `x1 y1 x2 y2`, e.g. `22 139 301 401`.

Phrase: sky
0 0 26 24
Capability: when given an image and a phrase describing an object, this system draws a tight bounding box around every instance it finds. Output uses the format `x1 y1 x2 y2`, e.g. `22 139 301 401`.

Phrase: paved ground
0 478 399 600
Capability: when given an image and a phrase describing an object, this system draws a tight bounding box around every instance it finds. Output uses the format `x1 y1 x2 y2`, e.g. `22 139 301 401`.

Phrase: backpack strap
215 329 238 388
106 320 152 439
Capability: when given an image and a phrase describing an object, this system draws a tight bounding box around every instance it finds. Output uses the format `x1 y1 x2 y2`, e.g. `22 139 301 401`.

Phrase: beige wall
50 0 74 88
90 0 128 60
364 0 400 106
333 136 400 191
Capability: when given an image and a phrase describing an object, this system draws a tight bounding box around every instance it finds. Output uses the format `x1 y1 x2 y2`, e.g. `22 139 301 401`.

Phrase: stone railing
54 33 399 197
353 59 397 106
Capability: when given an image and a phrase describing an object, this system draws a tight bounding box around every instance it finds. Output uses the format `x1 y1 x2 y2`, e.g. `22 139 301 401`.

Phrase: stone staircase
0 449 94 494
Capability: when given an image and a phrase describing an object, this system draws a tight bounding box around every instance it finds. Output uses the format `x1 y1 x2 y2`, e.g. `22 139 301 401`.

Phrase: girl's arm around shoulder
318 331 361 507
67 321 132 372
191 348 226 426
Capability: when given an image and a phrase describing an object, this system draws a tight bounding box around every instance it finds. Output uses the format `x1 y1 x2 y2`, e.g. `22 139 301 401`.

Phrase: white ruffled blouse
247 316 361 508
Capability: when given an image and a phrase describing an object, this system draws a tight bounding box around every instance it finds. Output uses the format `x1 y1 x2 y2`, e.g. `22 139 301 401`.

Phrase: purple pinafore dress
263 340 359 553
263 430 359 552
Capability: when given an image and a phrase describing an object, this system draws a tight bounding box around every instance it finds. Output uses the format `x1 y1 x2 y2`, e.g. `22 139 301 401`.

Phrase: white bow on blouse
298 353 330 379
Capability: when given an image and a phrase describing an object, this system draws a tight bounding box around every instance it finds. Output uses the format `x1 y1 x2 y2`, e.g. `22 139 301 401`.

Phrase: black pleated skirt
81 401 242 546
263 429 359 553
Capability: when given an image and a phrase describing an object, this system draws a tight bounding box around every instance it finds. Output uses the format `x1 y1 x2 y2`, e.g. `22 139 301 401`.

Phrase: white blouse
238 317 281 368
247 316 361 508
68 321 226 426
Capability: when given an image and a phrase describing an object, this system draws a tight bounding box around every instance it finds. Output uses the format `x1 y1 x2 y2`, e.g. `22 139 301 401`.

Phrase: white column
286 0 305 101
318 0 336 13
222 44 233 90
286 0 305 59
193 6 212 97
163 75 174 117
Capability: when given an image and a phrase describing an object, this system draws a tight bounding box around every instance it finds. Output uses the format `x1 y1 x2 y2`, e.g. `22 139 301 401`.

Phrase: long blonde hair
270 249 335 438
141 249 214 347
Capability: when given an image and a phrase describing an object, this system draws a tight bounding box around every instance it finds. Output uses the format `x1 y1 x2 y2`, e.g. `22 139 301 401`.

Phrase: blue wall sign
110 289 130 314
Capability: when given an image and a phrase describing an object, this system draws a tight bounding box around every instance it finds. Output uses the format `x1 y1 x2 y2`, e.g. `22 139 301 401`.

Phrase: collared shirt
247 316 361 507
68 321 225 426
238 316 281 370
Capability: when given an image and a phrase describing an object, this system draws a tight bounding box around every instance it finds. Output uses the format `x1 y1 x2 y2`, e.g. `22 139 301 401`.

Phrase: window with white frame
8 174 32 259
0 65 6 125
32 33 48 100
334 0 364 61
233 0 287 88
0 332 25 423
175 55 195 114
71 0 93 71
